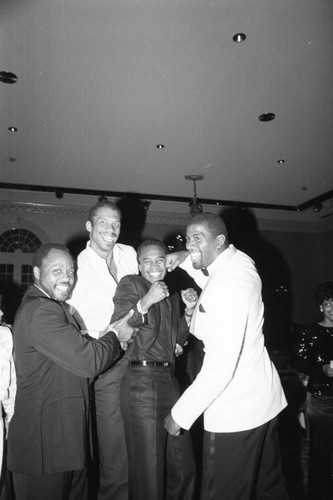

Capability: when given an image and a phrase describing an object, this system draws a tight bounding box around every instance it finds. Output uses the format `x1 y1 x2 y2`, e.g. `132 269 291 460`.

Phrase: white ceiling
1 0 333 218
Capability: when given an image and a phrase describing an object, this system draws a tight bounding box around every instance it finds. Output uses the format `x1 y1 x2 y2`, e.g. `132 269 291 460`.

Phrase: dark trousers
201 416 289 500
94 360 129 500
307 392 333 500
12 469 87 500
121 364 196 500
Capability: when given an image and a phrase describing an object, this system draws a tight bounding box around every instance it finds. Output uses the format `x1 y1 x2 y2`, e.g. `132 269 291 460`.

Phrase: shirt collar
33 284 50 299
205 244 237 275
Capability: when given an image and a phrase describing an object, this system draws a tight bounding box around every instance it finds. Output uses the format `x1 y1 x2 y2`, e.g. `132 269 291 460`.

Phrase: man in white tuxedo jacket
164 213 289 500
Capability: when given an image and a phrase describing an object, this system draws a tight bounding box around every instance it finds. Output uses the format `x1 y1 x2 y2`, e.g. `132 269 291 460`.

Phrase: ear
216 234 226 249
33 266 40 281
86 220 92 233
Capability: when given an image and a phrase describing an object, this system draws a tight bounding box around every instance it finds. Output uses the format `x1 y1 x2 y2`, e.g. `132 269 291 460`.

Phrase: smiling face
321 298 333 326
33 248 75 303
138 244 167 284
185 222 225 270
86 206 121 259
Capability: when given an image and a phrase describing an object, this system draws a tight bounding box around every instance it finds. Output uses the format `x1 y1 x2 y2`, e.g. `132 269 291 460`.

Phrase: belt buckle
142 360 148 367
163 362 169 367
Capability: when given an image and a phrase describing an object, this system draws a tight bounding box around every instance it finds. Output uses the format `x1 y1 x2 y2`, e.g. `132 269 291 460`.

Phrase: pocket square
199 303 206 313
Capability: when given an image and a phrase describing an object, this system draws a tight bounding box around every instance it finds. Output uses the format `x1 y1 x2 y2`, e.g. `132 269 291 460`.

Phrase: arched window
0 228 42 253
0 228 42 291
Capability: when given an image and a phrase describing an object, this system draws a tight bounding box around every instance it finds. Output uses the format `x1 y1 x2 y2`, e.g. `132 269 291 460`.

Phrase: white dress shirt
172 245 287 432
68 242 138 337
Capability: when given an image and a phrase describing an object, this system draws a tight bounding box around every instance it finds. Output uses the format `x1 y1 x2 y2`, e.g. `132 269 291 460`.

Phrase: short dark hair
33 243 73 269
187 213 228 240
137 239 167 262
88 197 121 223
315 282 333 306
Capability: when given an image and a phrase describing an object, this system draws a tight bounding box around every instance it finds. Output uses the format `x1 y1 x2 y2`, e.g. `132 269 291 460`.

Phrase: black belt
130 360 172 368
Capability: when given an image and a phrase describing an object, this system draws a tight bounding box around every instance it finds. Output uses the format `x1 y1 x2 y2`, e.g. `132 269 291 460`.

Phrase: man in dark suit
103 239 197 500
7 243 136 500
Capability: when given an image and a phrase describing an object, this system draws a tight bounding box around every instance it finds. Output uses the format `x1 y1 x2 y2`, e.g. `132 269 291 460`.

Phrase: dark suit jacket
8 285 121 475
111 275 189 362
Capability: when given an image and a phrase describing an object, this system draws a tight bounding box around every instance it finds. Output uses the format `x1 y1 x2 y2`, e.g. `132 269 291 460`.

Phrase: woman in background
293 282 333 500
0 296 16 497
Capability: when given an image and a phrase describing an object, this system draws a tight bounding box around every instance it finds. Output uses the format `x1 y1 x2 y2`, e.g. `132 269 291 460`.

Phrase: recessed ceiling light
277 159 285 164
0 71 18 84
233 33 246 43
156 144 165 149
8 127 17 132
259 113 276 122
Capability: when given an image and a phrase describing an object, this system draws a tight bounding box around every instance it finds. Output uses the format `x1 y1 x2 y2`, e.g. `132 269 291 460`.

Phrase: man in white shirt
68 198 138 500
68 199 137 337
164 213 289 500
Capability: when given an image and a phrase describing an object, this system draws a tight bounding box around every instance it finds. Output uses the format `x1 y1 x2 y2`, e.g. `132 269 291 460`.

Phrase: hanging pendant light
185 174 204 217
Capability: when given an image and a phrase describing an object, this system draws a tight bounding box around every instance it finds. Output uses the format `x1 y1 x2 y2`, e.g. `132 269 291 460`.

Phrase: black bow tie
201 267 209 276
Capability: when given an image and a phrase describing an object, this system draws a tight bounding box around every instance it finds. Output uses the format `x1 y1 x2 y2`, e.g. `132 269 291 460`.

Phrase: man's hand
165 251 188 272
175 343 184 357
181 288 198 311
108 309 138 346
139 281 169 311
164 413 181 436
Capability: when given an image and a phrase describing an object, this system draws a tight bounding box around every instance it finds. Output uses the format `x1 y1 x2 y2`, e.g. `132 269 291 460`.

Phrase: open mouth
102 235 116 244
57 284 71 293
149 271 163 279
190 252 201 263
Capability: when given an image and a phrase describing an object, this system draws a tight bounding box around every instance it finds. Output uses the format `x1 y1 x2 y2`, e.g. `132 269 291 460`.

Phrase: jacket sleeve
112 276 165 356
30 299 121 378
111 276 146 327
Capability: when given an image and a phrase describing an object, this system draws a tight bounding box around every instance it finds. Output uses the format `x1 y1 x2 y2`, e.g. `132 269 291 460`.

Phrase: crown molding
0 200 332 234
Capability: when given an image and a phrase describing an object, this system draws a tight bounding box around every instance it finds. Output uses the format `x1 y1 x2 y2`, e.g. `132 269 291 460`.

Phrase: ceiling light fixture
0 71 18 84
156 144 165 149
8 127 18 132
185 174 204 217
233 33 246 43
258 113 276 122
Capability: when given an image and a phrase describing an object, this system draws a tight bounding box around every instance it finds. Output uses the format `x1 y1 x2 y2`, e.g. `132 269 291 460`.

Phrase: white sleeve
180 255 208 289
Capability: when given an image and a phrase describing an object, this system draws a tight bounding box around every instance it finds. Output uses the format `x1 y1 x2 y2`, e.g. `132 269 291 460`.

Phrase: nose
186 238 195 251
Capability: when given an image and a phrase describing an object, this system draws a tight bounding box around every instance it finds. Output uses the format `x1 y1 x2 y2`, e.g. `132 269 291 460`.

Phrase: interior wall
320 229 333 283
260 230 324 325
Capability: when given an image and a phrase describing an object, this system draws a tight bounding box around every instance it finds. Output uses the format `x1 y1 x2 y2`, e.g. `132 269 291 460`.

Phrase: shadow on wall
66 234 88 261
116 195 149 249
220 207 293 354
0 283 24 325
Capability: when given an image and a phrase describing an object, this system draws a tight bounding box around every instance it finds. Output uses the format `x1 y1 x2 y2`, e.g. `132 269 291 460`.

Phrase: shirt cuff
137 300 148 316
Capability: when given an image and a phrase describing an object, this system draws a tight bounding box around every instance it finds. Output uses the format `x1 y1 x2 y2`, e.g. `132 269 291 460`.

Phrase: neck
319 320 333 328
90 241 115 262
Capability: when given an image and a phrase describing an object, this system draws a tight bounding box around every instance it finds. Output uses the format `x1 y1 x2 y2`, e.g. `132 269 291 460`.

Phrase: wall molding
0 200 332 234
